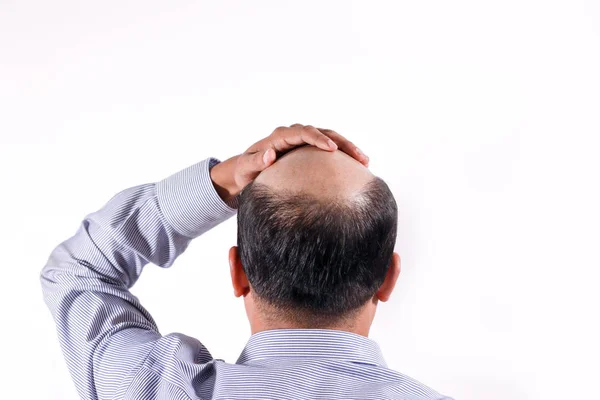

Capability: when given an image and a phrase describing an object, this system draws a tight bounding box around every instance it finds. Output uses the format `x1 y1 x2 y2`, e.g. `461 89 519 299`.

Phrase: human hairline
239 176 386 210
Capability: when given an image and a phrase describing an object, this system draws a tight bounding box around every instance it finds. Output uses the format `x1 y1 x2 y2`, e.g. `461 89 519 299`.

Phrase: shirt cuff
155 158 238 239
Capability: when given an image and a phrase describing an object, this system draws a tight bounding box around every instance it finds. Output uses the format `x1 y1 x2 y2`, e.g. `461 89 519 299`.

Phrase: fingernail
328 139 337 149
263 149 274 165
356 147 366 157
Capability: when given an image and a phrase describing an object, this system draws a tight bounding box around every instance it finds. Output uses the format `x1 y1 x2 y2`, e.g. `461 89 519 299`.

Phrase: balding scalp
237 147 398 324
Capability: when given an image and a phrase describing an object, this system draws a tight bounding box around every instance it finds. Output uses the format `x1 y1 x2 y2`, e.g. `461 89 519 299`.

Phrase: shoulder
144 332 215 371
120 333 219 399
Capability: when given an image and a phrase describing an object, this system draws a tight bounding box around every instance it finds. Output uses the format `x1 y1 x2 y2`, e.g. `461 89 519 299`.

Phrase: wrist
210 155 241 203
156 158 237 238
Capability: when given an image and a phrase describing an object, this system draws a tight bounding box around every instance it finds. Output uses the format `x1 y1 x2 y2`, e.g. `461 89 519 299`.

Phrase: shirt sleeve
40 157 237 400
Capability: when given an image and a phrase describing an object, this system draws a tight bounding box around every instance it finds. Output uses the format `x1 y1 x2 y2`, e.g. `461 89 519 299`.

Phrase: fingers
274 124 337 152
245 124 369 168
316 127 369 166
246 125 328 154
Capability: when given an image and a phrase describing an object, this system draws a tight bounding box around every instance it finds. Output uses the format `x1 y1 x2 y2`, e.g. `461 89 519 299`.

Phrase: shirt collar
236 328 387 368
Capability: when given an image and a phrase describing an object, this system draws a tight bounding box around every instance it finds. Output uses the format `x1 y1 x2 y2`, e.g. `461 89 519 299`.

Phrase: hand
210 124 369 202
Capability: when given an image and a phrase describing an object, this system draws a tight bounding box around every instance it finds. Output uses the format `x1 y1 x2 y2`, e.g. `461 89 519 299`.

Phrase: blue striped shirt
40 157 453 400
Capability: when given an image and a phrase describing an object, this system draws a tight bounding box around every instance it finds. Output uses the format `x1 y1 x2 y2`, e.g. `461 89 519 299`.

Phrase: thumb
239 148 276 182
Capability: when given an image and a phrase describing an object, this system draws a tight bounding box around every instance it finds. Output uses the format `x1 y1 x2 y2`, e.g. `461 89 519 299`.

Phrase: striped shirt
40 157 453 400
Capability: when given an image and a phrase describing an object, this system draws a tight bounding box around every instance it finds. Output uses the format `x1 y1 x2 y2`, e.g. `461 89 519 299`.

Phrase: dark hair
237 177 398 324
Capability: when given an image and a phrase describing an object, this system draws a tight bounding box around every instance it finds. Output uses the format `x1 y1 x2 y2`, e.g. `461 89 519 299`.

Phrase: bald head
237 146 398 325
255 145 375 198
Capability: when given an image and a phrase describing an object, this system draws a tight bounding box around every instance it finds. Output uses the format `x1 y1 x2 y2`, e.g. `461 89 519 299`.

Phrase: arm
40 158 236 399
40 125 368 399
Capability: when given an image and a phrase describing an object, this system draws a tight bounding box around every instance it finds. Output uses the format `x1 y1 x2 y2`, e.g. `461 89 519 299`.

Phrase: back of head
237 146 398 326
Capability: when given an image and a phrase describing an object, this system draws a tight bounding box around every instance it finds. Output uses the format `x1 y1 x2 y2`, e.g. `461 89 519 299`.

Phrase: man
41 125 453 399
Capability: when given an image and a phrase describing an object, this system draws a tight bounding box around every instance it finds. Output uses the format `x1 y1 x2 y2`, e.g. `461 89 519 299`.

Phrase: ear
229 246 250 297
375 252 401 302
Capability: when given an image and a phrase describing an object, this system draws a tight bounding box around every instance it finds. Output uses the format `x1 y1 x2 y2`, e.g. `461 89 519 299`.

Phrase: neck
251 321 371 337
247 299 377 337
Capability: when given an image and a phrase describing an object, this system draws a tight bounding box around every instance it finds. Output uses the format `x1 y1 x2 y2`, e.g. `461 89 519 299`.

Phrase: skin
211 124 401 337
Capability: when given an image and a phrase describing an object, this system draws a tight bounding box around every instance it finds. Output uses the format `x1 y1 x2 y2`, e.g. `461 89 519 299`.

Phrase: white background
1 1 599 399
